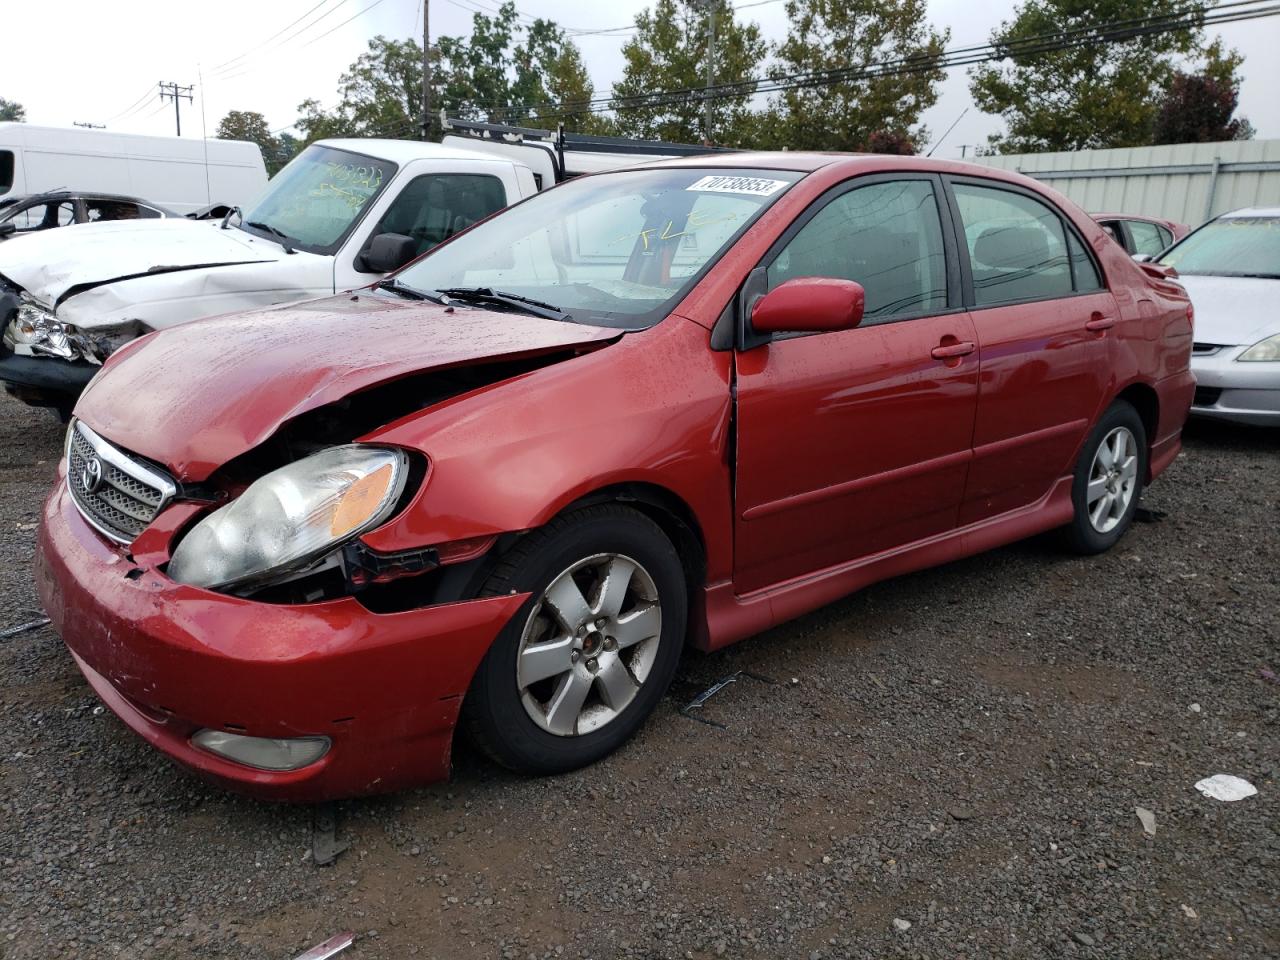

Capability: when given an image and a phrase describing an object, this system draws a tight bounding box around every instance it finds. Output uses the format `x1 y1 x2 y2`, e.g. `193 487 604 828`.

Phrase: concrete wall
974 139 1280 229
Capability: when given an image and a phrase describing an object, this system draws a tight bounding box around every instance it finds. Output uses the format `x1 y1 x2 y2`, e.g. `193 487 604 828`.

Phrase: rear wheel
462 505 686 775
1063 400 1147 554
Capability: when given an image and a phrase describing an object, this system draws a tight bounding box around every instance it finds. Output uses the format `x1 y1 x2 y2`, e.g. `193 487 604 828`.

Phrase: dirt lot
0 391 1276 960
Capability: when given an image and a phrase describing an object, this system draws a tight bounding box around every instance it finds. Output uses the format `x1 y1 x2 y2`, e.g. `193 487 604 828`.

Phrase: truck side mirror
360 233 419 274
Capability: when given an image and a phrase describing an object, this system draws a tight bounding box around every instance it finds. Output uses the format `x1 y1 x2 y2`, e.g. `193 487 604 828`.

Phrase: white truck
0 123 267 213
1 124 716 416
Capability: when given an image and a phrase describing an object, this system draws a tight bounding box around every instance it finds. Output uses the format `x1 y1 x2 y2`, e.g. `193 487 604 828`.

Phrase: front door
733 176 980 595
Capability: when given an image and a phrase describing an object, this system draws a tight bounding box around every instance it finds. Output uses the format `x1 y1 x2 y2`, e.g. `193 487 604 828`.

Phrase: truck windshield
239 145 397 255
396 167 803 328
1159 216 1280 279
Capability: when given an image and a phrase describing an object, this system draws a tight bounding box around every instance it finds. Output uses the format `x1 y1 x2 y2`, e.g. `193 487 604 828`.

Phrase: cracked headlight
1238 332 1280 362
168 445 410 591
3 302 75 359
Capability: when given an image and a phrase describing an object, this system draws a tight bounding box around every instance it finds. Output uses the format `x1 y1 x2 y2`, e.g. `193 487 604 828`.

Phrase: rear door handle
931 340 976 360
1085 313 1115 332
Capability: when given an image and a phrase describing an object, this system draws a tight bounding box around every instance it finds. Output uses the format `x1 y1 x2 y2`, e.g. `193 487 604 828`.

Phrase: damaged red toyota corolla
36 155 1195 800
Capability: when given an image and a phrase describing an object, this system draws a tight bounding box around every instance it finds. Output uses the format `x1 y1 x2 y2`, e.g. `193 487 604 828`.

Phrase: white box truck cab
0 125 724 415
0 123 267 213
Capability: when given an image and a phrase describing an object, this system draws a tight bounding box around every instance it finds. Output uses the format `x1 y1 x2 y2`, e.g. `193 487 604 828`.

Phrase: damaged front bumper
36 477 527 801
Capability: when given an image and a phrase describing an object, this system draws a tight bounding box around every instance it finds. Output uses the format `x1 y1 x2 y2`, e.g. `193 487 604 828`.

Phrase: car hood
77 293 620 481
1177 274 1280 346
0 218 281 307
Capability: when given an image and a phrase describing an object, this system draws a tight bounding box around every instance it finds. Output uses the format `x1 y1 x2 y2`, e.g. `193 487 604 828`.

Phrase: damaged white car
0 139 534 416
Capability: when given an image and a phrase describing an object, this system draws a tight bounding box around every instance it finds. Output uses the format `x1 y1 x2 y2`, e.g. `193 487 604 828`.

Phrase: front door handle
931 340 976 360
1085 312 1115 332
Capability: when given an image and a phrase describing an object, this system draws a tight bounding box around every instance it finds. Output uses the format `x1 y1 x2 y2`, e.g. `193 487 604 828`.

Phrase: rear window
0 151 13 195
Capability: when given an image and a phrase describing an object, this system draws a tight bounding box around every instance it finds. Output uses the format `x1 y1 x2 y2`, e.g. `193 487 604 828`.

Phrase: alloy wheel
1086 426 1139 533
516 553 663 737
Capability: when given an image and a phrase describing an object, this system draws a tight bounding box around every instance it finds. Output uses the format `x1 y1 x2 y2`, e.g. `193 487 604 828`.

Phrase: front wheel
462 505 687 775
1062 400 1148 555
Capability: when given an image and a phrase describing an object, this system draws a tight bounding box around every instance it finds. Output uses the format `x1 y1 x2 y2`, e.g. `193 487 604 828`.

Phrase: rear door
733 175 979 594
945 178 1117 526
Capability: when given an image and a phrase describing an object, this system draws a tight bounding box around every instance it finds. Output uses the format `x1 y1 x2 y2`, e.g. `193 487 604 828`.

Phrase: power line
302 0 392 47
207 0 352 79
211 0 343 72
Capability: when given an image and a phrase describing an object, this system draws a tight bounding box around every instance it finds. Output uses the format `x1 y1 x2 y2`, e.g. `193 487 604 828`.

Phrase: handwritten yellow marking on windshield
612 209 739 250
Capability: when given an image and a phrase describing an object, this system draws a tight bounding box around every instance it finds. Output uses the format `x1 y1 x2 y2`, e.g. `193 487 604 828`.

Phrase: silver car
1158 208 1280 426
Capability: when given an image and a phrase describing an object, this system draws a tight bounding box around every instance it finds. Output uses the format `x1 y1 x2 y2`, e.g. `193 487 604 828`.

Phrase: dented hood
77 293 619 480
0 217 279 307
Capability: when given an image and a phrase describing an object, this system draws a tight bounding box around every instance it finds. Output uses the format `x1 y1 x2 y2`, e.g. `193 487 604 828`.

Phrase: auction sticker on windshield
686 175 790 197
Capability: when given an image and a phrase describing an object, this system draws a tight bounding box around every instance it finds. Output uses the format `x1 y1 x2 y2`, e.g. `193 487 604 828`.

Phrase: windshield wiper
376 278 447 303
245 220 298 255
434 287 569 321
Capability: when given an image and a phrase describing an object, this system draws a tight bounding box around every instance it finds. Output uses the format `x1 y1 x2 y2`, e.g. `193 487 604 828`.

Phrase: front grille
1192 342 1225 356
66 420 176 544
1193 386 1223 408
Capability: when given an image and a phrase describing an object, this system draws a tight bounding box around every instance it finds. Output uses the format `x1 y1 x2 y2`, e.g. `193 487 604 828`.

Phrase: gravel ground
0 390 1276 960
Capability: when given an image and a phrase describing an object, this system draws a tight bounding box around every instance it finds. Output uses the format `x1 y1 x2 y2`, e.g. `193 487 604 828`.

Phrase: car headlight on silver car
168 445 410 590
1238 332 1280 362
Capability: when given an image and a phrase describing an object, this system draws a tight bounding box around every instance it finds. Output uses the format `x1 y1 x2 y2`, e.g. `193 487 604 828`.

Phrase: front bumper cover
36 479 527 801
1190 347 1280 426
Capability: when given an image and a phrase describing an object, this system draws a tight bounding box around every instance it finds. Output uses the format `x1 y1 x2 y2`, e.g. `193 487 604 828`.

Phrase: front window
239 144 397 255
396 168 803 328
0 151 13 195
1160 216 1280 279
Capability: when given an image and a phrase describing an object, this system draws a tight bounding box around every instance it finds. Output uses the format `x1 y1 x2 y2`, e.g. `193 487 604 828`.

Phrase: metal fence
974 139 1280 228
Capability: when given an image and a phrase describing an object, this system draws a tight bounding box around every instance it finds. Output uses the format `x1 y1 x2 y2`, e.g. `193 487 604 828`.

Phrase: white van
0 124 267 213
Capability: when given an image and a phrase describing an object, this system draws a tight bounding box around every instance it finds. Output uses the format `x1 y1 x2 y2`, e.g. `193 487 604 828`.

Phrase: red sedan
36 154 1195 800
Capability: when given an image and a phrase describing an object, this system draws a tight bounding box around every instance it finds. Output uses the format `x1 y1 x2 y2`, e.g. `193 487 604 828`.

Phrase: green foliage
611 0 766 145
0 98 25 123
970 0 1234 153
295 3 601 144
757 0 947 153
215 110 293 175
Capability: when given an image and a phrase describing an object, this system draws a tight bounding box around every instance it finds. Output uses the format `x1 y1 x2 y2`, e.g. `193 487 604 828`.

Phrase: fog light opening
191 729 331 771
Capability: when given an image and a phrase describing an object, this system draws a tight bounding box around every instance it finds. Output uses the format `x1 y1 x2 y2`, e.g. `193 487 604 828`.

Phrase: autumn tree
611 0 766 145
756 0 947 153
1153 41 1253 144
0 98 25 122
969 0 1238 152
214 110 290 174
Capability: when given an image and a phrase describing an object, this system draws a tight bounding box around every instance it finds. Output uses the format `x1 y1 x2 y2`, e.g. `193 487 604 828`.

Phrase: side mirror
751 277 865 335
0 223 15 238
359 232 418 274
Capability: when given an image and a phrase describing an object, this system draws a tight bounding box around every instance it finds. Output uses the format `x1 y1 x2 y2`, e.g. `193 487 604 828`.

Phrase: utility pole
158 82 193 137
421 0 431 140
73 122 105 129
699 0 717 144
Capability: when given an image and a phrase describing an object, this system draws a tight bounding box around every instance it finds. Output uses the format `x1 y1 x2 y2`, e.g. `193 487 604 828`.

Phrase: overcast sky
5 0 1277 155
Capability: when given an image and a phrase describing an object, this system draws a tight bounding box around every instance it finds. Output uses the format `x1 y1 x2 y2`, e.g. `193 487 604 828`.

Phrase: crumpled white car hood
0 218 280 307
1178 274 1280 347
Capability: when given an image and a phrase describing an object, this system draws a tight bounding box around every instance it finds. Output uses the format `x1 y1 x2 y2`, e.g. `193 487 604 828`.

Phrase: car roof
1219 206 1280 219
316 138 533 166
0 190 167 206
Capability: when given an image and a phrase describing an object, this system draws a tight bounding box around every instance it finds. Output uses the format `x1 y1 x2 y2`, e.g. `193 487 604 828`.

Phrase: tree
611 0 766 145
970 0 1232 153
214 110 289 174
1153 41 1253 144
295 6 599 143
757 0 947 153
0 98 25 122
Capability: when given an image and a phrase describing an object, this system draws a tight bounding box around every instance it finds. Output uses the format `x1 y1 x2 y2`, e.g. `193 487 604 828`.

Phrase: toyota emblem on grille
80 456 104 495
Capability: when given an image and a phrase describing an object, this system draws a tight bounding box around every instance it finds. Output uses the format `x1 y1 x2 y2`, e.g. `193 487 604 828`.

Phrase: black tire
1062 399 1148 555
462 504 687 775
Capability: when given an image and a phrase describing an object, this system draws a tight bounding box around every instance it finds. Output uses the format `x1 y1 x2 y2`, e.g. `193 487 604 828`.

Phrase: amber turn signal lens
330 462 396 537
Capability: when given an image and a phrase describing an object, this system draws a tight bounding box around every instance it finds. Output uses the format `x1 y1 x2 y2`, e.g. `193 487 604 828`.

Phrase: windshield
396 167 803 328
1159 216 1280 278
239 144 397 255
